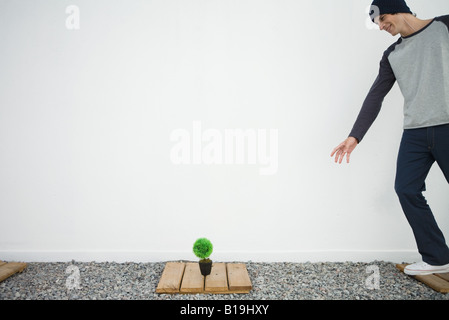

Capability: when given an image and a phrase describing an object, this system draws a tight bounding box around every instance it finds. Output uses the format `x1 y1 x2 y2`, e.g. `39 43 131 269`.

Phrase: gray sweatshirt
349 15 449 143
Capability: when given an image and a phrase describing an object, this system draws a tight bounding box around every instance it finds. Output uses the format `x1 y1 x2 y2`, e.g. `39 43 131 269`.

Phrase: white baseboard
0 250 421 263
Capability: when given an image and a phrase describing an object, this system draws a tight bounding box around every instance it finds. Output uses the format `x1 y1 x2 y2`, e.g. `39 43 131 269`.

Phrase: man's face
374 14 401 36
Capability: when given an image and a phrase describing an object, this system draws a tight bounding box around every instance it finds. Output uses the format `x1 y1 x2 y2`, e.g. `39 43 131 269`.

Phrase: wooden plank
0 261 7 267
205 263 228 293
180 263 204 293
227 263 252 292
435 273 449 282
155 262 185 293
414 274 449 293
0 262 27 282
396 264 449 293
395 263 407 272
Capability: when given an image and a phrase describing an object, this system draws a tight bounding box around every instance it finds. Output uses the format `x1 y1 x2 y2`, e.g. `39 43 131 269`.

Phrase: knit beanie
370 0 412 22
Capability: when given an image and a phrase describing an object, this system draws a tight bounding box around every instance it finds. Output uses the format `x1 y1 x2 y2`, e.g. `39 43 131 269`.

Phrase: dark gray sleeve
348 47 397 143
435 15 449 31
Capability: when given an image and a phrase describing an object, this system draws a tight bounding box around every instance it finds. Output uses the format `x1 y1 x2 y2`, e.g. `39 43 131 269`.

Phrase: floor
0 260 448 300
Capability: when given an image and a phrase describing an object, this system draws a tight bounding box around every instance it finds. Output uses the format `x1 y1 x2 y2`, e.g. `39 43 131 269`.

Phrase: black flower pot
199 259 212 276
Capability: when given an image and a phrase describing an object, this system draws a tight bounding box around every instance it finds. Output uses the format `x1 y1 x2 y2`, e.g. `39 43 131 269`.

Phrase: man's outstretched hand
331 137 358 164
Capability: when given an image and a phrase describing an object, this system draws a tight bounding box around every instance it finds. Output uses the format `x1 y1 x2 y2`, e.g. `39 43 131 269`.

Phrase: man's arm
331 44 397 164
348 47 397 143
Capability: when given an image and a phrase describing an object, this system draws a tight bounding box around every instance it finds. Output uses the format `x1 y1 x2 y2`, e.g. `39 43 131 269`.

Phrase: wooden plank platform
0 260 27 282
156 262 252 294
396 264 449 294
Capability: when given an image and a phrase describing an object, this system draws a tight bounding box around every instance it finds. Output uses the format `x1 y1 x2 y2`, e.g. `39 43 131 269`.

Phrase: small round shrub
193 238 213 260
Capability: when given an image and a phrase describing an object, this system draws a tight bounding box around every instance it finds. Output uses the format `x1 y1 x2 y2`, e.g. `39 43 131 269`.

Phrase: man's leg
433 124 449 186
394 127 449 266
430 124 449 264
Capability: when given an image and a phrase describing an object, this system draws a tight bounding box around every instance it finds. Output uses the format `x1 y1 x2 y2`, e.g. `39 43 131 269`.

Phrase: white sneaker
404 261 449 276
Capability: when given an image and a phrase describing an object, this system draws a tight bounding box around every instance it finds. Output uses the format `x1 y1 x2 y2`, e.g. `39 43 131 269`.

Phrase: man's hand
331 137 358 164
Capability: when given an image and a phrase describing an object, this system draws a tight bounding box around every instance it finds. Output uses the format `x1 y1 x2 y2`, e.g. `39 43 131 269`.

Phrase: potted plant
193 237 213 276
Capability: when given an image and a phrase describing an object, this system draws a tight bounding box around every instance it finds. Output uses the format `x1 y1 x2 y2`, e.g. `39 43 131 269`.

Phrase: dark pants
395 124 449 265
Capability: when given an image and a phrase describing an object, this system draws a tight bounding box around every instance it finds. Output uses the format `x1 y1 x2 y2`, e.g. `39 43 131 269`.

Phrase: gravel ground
0 260 448 300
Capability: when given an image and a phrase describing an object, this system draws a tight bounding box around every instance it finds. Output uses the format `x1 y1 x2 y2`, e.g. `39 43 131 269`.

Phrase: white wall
1 0 449 263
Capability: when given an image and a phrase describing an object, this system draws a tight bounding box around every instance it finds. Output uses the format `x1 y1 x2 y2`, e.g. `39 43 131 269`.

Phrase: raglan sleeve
437 14 449 32
348 48 397 143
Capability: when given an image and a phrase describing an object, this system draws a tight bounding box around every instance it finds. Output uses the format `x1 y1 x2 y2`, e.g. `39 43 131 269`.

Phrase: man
331 0 449 275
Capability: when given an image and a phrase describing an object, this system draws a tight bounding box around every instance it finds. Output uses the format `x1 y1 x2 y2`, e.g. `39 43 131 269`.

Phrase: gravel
1 260 448 300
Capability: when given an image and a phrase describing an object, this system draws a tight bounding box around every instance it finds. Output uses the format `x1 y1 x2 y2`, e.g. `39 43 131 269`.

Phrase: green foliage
193 238 213 260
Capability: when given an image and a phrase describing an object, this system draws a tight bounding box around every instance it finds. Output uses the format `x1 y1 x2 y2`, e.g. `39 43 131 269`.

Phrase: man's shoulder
435 14 449 21
382 38 403 58
435 14 449 29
